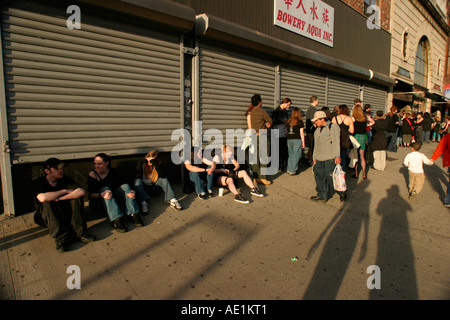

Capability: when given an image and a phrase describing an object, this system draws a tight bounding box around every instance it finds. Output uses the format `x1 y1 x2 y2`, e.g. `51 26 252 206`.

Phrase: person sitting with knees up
33 157 96 252
87 153 144 233
134 150 182 212
184 146 216 200
214 144 263 204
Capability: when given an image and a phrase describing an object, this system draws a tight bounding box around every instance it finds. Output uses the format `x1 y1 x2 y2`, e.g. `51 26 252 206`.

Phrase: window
414 37 429 88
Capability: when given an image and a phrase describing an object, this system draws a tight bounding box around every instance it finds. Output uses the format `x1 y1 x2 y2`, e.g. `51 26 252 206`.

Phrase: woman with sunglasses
134 150 182 212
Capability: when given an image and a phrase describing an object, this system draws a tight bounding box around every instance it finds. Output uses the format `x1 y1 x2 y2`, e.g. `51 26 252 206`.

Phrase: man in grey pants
310 111 346 202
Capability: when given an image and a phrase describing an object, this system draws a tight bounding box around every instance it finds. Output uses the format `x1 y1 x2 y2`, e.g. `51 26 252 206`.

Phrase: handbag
333 164 347 192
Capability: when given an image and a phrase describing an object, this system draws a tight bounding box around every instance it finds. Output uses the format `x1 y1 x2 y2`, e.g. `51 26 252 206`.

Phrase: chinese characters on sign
274 0 334 47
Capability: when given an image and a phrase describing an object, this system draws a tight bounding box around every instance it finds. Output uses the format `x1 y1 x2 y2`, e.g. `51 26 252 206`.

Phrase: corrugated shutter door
280 65 326 115
2 4 181 164
363 83 387 113
199 44 275 147
327 75 361 109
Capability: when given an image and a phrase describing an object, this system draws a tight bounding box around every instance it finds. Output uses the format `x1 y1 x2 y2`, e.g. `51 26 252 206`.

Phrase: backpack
334 116 352 150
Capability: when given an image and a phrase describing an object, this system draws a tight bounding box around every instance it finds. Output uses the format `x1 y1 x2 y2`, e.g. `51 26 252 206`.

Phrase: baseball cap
43 158 65 170
311 111 327 122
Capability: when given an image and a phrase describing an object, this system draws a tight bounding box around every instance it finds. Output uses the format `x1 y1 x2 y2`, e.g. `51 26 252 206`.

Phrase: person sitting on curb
33 157 96 252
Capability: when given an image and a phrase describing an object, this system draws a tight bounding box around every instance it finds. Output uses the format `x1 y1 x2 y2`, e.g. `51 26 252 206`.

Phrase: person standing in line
271 98 292 172
403 142 433 201
431 132 450 207
384 106 399 152
331 104 354 170
286 107 305 175
364 104 374 144
371 110 388 171
33 158 96 252
310 111 346 203
415 112 424 144
401 112 415 147
352 104 372 179
421 112 433 143
87 153 144 233
305 96 320 165
249 94 273 185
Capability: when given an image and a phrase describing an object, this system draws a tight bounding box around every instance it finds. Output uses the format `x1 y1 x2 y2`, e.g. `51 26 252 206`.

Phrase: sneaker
112 218 127 233
408 190 417 201
198 193 207 200
141 201 149 214
170 198 182 211
234 194 249 204
255 178 272 185
444 203 450 208
250 188 263 197
131 213 144 227
79 234 96 243
207 190 214 197
287 171 295 176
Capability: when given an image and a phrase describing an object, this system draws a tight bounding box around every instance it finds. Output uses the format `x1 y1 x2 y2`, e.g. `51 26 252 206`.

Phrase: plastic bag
333 164 347 192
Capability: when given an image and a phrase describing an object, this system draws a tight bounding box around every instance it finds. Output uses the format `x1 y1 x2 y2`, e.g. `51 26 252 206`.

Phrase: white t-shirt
403 151 433 173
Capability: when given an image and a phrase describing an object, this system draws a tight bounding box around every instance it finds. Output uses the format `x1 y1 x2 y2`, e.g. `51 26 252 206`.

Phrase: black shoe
80 234 96 243
250 188 264 197
131 213 144 227
310 195 327 203
340 193 347 202
198 193 207 200
56 241 68 252
234 194 249 204
207 190 214 197
112 218 127 233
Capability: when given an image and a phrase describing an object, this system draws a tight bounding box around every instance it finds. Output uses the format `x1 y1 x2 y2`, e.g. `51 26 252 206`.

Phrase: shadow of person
370 184 417 299
303 180 371 300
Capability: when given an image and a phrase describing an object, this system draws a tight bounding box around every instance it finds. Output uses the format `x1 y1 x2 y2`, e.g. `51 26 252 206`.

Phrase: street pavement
1 142 449 305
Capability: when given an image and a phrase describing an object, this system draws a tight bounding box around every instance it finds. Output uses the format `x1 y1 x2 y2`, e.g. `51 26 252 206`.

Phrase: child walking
403 142 433 200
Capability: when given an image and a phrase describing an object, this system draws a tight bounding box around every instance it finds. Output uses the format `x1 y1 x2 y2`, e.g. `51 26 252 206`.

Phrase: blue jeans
189 169 214 194
313 159 335 200
91 184 139 221
134 177 176 203
287 139 302 173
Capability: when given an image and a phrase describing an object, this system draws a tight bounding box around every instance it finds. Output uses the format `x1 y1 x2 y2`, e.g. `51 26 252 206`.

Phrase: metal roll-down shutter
327 75 361 109
198 44 276 147
363 83 387 113
2 3 182 163
280 65 327 115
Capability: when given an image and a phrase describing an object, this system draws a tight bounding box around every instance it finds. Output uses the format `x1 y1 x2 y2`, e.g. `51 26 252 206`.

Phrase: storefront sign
444 84 450 101
274 0 334 47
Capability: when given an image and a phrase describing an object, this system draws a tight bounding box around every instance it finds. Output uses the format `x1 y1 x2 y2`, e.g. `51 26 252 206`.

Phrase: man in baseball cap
310 111 345 203
43 157 65 170
33 157 96 252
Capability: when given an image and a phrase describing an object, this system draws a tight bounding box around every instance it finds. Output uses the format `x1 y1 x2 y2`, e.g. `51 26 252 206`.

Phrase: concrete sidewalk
1 142 449 301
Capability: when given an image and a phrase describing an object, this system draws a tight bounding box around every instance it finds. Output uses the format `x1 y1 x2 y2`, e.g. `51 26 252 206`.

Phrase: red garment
431 133 450 167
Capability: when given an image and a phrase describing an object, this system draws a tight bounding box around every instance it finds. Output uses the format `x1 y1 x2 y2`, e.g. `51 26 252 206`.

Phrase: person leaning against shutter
310 111 347 203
